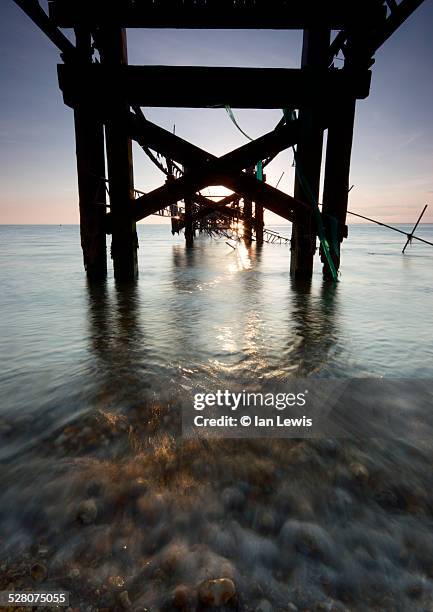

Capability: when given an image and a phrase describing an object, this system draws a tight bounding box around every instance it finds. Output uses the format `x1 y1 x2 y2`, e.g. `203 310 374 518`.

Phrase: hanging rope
224 106 265 182
225 106 255 142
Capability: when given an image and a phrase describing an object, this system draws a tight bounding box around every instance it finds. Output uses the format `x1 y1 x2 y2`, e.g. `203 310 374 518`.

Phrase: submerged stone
30 562 47 582
119 590 132 609
76 498 98 524
198 578 236 606
172 584 194 609
255 599 273 612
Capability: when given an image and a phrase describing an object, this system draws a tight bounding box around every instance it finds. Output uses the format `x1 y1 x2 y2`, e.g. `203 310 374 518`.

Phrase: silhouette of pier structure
13 0 425 280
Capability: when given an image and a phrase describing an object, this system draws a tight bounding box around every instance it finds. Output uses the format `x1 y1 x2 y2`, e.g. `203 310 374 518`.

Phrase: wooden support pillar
184 196 194 247
74 29 107 279
290 28 330 279
255 166 264 245
99 27 138 280
321 95 356 278
243 167 254 244
243 197 253 243
255 202 264 245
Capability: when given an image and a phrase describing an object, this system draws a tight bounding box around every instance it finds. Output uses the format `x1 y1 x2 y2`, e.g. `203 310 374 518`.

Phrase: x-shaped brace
127 110 313 225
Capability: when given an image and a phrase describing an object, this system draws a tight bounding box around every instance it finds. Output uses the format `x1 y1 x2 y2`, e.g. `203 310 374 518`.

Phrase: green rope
225 106 255 142
283 109 339 282
225 106 263 179
256 160 263 182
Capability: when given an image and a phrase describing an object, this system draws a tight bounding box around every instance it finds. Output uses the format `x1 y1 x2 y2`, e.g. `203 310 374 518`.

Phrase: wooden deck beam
58 65 372 109
49 0 386 30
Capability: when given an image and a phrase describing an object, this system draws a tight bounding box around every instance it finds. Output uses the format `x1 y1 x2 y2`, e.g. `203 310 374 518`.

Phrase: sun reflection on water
228 239 252 273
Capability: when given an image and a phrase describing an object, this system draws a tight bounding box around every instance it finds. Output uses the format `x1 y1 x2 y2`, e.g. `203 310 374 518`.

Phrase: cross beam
48 0 387 30
13 0 76 59
128 112 302 179
127 111 310 223
330 0 425 67
176 198 241 233
58 64 372 109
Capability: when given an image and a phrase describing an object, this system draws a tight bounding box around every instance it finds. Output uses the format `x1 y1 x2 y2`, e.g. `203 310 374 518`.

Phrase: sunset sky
1 1 432 225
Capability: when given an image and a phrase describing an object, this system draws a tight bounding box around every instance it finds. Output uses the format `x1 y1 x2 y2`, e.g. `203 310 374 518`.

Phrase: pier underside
14 0 426 280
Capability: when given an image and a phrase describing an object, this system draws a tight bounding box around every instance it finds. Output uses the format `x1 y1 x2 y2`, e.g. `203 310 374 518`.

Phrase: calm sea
1 223 432 442
0 223 433 610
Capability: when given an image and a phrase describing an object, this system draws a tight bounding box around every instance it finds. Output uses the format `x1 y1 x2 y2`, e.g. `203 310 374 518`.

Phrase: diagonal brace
128 111 310 224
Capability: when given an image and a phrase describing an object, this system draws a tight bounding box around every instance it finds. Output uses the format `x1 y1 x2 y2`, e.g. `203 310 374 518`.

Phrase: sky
0 1 432 225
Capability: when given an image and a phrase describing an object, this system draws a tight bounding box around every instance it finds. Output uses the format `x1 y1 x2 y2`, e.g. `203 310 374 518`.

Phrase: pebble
349 463 369 484
30 562 47 582
0 421 13 435
119 590 132 609
198 578 236 607
172 584 193 609
374 486 406 511
221 486 246 510
280 520 334 564
68 567 81 579
255 509 277 533
77 499 98 524
86 480 104 497
256 599 273 612
108 575 125 589
136 493 165 524
315 439 340 457
37 545 49 557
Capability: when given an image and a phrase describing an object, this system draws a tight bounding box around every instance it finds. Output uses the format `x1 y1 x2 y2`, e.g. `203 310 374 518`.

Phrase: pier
13 0 425 280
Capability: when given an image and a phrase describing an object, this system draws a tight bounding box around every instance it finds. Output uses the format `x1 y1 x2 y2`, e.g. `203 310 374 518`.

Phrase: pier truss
13 0 426 279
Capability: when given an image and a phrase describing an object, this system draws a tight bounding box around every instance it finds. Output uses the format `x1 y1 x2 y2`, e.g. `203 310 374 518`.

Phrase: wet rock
287 605 298 612
349 463 369 484
119 590 132 609
315 602 344 612
0 421 13 435
254 508 277 534
406 581 424 599
374 486 406 511
172 584 194 609
86 480 104 497
30 562 47 582
77 499 98 524
255 599 273 612
221 486 246 510
280 520 335 565
160 541 190 575
108 575 125 590
129 477 150 498
37 544 49 558
198 578 236 607
136 493 165 524
68 567 81 579
315 439 340 458
330 488 353 519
